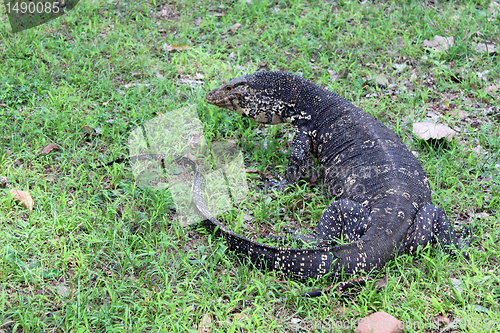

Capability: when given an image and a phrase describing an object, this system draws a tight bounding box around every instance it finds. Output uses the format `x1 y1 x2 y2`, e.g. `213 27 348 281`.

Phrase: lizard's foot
263 178 288 192
457 225 472 259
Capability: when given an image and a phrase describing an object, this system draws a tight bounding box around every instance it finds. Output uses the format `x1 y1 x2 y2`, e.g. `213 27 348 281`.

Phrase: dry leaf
471 212 490 219
233 312 246 322
40 143 59 155
472 42 497 54
393 63 407 72
104 182 117 190
243 168 266 176
413 122 456 141
374 275 388 289
373 74 388 88
229 23 241 31
307 170 318 184
179 77 203 85
195 18 202 26
485 84 499 94
123 82 151 89
84 126 102 136
197 313 212 333
434 313 451 327
476 70 489 81
458 110 470 118
423 35 454 52
184 152 197 160
0 176 8 188
56 284 70 297
327 69 337 77
164 44 191 52
10 189 34 211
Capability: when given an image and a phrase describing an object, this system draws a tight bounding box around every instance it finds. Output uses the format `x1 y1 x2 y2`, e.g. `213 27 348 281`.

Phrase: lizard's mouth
206 95 231 108
206 90 240 110
206 89 223 105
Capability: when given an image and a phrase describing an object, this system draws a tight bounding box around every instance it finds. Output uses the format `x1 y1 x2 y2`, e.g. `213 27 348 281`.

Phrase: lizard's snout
206 88 219 105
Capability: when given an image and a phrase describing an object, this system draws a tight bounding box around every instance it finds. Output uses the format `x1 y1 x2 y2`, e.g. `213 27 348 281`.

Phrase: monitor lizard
191 71 468 280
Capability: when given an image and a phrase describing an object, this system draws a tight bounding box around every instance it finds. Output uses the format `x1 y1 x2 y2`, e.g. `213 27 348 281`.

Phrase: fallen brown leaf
243 168 266 176
374 275 388 289
10 189 34 211
197 313 212 333
0 176 8 188
423 35 454 52
184 152 197 160
485 84 499 94
413 122 456 141
458 110 470 118
307 170 318 184
165 44 191 52
434 312 451 327
373 74 388 88
327 69 337 77
472 42 497 54
40 143 59 155
104 182 117 190
232 312 246 322
229 23 241 31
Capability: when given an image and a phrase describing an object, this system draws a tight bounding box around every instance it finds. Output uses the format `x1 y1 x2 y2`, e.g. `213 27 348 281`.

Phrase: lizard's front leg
265 127 312 191
285 127 312 184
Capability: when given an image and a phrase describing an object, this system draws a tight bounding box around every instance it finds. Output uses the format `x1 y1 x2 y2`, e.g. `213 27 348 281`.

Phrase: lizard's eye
226 86 232 91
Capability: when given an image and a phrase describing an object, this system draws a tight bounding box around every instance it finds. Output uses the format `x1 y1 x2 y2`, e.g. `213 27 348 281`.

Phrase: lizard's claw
458 225 472 261
263 179 288 192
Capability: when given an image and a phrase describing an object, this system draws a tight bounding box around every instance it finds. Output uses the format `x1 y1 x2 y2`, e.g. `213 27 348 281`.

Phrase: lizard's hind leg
268 199 371 248
400 204 469 258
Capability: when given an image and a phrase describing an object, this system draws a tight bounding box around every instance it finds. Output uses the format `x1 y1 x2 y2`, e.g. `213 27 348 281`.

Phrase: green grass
1 0 499 331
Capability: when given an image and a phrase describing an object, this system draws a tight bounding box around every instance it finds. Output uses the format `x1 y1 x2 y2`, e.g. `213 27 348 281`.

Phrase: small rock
355 312 403 333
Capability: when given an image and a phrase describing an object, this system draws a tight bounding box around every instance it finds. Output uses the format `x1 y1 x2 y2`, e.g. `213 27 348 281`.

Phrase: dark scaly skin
201 71 468 280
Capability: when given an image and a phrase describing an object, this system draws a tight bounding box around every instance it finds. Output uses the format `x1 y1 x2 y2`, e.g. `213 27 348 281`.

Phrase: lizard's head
206 71 303 124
